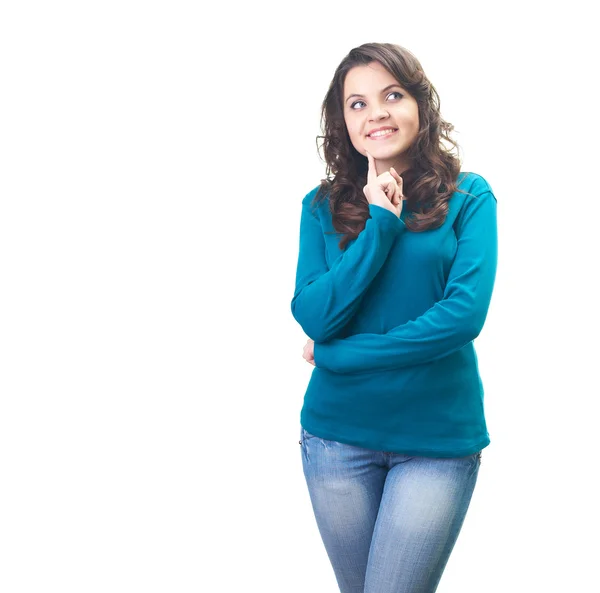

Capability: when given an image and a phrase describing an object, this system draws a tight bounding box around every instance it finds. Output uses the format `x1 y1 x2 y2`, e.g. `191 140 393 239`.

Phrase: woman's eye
350 92 403 110
350 100 366 110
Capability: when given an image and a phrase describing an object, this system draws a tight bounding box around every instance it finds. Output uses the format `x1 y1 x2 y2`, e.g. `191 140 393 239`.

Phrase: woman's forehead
344 62 400 91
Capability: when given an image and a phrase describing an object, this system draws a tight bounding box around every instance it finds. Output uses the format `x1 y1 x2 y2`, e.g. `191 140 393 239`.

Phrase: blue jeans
300 427 481 593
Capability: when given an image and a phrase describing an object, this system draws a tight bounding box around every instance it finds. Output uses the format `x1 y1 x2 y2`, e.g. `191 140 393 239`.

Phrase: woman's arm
313 191 498 372
291 187 406 343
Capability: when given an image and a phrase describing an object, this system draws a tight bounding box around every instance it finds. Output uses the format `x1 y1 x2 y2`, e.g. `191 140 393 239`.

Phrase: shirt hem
300 421 490 458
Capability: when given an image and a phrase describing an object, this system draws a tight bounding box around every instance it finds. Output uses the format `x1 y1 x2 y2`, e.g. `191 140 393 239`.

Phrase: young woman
291 42 498 593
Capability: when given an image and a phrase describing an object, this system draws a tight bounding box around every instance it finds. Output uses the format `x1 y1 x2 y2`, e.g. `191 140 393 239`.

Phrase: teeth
369 129 396 137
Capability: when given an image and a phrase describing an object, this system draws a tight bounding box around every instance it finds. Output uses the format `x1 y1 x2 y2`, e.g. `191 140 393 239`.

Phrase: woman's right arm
291 188 405 343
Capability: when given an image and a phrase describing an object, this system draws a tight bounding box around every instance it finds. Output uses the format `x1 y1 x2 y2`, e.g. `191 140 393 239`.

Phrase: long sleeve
291 188 406 343
314 190 498 373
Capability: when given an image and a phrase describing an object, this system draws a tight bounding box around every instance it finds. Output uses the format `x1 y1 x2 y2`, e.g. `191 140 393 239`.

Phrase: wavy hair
314 42 462 249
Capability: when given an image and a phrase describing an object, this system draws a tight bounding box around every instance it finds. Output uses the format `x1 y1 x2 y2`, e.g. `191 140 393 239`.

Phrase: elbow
311 327 335 343
463 313 487 342
467 324 482 342
298 320 332 343
290 307 337 343
291 300 329 343
453 324 479 348
453 294 490 343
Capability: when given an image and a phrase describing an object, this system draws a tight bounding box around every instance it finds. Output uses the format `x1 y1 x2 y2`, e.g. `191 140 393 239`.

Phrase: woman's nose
368 104 389 121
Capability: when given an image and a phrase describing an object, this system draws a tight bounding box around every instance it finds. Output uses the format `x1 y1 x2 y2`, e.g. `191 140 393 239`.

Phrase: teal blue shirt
291 173 498 457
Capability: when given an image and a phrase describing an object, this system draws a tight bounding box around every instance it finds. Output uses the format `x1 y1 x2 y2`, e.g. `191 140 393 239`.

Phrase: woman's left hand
303 339 316 366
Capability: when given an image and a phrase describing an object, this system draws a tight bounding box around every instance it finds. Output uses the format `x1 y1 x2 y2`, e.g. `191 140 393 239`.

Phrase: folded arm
291 189 405 343
314 191 498 373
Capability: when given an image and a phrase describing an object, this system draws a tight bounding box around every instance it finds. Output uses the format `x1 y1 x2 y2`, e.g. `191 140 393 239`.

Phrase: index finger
366 151 377 184
390 167 403 187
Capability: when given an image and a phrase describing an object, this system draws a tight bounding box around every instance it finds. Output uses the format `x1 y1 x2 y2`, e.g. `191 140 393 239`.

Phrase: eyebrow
345 84 404 104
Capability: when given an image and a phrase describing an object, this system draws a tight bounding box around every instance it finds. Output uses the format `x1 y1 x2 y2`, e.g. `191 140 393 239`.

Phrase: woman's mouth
367 128 398 140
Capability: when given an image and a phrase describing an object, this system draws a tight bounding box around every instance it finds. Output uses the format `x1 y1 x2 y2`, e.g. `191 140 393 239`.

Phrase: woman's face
343 61 419 174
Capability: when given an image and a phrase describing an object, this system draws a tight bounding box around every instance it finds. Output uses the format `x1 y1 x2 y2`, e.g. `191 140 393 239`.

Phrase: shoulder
301 184 331 216
302 184 323 205
456 172 496 201
452 173 498 232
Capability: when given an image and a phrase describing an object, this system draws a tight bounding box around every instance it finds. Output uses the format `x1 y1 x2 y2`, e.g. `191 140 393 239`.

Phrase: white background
1 1 598 591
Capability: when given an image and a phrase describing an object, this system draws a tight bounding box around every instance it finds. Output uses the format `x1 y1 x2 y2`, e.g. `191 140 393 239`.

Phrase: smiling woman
343 62 420 174
290 42 498 593
313 43 465 253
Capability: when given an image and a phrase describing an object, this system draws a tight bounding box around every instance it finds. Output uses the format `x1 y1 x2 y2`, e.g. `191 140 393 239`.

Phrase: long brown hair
314 42 462 249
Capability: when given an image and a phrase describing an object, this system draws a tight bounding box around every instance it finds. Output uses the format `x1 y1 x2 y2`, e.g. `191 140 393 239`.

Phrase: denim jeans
300 427 481 593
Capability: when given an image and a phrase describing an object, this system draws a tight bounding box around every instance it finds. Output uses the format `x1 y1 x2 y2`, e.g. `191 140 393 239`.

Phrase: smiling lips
367 127 398 140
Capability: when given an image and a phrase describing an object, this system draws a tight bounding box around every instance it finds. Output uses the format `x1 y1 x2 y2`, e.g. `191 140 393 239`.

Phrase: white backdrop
1 1 598 591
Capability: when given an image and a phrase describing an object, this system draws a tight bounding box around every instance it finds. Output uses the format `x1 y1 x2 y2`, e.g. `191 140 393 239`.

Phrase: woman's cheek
349 129 365 155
